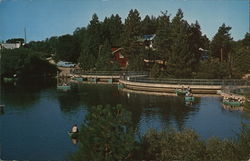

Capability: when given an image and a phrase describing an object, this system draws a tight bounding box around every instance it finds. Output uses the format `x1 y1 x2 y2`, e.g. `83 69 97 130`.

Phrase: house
136 34 156 50
111 47 128 68
0 42 22 50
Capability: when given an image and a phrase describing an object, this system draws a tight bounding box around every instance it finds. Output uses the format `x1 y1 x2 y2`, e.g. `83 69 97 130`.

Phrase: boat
185 96 195 102
68 132 79 138
3 77 18 83
72 77 84 82
175 89 187 96
57 85 71 91
223 101 241 107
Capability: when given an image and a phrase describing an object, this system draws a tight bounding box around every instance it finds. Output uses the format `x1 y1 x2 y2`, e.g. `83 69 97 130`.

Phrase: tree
101 14 123 46
122 9 143 70
210 23 233 62
71 105 135 161
78 13 102 70
95 41 119 71
154 10 171 65
141 15 157 35
0 48 57 79
6 38 24 44
231 33 250 77
166 9 194 78
56 34 80 63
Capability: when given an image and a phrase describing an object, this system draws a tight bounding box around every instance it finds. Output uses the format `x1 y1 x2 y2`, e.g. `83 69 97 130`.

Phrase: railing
71 69 250 86
127 77 250 86
71 69 149 76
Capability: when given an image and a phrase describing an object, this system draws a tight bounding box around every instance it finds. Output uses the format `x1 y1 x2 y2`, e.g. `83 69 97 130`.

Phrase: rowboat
68 132 79 138
175 89 187 96
72 77 84 82
223 101 241 107
185 96 195 102
3 77 18 83
57 85 71 91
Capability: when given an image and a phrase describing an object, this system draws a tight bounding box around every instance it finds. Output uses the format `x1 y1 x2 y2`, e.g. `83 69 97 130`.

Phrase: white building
0 42 22 50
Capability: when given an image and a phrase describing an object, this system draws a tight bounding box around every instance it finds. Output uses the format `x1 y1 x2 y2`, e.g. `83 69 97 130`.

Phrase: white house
0 42 22 50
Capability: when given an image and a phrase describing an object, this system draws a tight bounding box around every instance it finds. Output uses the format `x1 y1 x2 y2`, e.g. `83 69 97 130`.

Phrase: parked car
57 61 75 68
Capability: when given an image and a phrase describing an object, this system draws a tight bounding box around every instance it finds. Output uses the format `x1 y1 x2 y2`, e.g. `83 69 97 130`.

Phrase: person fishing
71 124 79 133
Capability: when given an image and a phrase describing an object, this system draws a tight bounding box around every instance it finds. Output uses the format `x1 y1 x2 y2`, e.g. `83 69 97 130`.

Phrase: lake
1 81 250 160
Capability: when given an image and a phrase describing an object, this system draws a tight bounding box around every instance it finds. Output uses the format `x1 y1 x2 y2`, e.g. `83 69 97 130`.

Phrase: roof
137 34 156 42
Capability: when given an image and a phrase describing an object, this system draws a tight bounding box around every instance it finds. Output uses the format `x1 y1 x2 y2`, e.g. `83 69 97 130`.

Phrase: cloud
0 0 5 3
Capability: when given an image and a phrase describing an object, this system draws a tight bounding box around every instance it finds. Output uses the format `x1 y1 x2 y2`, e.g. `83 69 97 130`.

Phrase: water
1 82 250 160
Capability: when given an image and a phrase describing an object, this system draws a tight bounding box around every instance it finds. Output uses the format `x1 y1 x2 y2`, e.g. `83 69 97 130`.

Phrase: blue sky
0 0 249 42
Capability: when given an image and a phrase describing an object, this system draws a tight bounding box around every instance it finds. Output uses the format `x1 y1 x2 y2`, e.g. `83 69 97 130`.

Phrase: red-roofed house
111 47 128 68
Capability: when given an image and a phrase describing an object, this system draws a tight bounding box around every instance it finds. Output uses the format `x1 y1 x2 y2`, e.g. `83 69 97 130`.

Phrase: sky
0 0 249 42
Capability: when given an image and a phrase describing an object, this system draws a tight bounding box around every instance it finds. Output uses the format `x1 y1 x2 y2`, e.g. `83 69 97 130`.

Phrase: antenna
24 27 27 44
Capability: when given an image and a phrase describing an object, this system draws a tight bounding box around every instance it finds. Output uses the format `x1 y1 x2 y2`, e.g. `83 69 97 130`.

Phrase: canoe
223 101 241 107
3 77 17 82
57 85 71 91
72 77 84 82
175 89 187 96
68 132 79 138
185 96 195 102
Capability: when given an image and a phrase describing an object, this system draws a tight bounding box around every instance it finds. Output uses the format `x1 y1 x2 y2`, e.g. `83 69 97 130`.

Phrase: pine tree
210 23 233 62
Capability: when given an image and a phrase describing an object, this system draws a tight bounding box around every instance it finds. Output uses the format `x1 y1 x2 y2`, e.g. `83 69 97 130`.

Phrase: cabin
111 47 128 68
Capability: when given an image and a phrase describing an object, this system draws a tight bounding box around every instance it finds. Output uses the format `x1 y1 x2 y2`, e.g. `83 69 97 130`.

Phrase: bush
71 105 135 161
139 129 206 161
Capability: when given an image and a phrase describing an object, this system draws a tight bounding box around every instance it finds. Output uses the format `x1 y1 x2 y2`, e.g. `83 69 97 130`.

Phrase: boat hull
175 90 187 96
185 96 195 102
68 132 79 138
57 85 71 91
223 101 241 107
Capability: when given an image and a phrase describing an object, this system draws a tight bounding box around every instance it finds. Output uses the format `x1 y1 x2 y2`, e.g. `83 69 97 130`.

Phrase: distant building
137 34 156 50
111 47 128 68
0 42 22 50
199 48 209 60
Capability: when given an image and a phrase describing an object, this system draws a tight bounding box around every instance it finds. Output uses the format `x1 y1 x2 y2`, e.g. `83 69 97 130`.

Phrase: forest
2 9 250 79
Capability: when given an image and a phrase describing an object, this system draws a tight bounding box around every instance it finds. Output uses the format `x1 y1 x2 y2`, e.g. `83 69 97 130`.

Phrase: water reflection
0 79 56 109
1 82 249 160
118 91 200 131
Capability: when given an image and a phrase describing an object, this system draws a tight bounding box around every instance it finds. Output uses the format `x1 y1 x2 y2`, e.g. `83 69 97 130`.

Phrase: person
71 124 79 133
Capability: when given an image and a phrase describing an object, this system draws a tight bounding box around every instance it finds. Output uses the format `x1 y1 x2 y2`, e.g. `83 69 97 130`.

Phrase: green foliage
95 41 119 71
0 48 57 79
101 14 123 46
206 138 240 161
56 34 80 63
71 105 135 161
244 92 250 111
137 127 250 161
195 60 230 79
237 123 250 159
150 63 161 78
141 15 157 35
6 38 24 44
9 9 248 78
27 37 58 59
139 129 205 161
210 23 233 61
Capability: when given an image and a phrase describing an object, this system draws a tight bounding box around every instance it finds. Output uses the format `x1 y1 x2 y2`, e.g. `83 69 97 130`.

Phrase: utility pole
24 27 27 44
220 47 223 62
